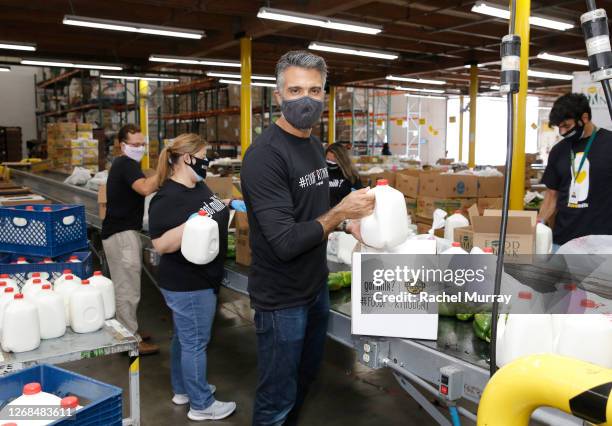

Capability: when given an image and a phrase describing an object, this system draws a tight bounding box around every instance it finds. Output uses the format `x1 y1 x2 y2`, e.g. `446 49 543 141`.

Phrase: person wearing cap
539 93 612 251
101 124 160 355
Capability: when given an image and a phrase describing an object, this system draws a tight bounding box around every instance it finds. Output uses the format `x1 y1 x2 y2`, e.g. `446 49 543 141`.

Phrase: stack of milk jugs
0 268 115 354
1 383 83 426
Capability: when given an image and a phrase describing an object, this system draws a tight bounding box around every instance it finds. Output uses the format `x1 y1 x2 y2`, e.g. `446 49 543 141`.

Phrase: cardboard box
405 197 417 217
58 123 77 132
217 115 240 142
454 205 537 261
477 198 503 214
477 176 504 198
234 212 251 266
77 131 93 139
395 173 419 198
416 196 477 219
205 177 233 200
77 123 93 132
416 221 443 238
421 173 478 198
98 184 106 220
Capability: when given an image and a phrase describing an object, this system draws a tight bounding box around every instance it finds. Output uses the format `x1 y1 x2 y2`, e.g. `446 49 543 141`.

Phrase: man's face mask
560 119 584 144
280 96 324 130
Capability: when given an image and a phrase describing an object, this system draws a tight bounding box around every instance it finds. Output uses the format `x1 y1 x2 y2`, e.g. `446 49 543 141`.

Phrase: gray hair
275 50 327 91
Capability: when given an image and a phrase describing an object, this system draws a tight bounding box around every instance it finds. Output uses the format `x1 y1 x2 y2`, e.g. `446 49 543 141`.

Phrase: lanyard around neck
570 128 598 180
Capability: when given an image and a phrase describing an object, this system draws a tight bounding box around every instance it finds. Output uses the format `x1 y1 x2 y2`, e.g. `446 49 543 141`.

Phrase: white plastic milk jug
0 274 18 292
495 314 554 367
441 242 468 254
69 280 104 334
68 255 81 263
554 314 612 368
0 287 16 333
181 210 220 265
22 278 49 299
54 274 80 326
7 382 62 409
1 294 41 353
88 271 115 319
34 285 66 339
16 256 28 264
444 210 469 242
60 395 83 411
535 220 553 254
360 180 411 250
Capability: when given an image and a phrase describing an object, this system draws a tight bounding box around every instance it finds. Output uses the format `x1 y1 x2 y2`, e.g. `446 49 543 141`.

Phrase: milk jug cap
0 282 5 287
0 274 8 278
69 256 78 260
452 242 461 247
17 257 26 262
518 291 532 300
376 179 388 186
33 279 41 284
32 272 40 277
81 280 90 285
94 271 102 276
14 294 23 299
63 269 72 274
42 207 52 212
23 383 41 395
66 275 74 280
61 396 79 409
454 210 462 214
198 209 208 216
483 247 494 253
42 284 51 290
25 206 34 211
4 288 14 293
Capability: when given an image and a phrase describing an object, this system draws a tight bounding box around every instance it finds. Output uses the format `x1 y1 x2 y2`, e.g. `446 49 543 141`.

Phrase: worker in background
381 142 392 155
326 143 363 208
101 123 160 355
241 50 375 425
149 134 236 422
539 93 612 251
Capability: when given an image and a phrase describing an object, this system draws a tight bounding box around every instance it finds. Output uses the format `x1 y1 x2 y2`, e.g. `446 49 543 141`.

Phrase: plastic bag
429 208 447 235
64 167 92 186
85 170 108 191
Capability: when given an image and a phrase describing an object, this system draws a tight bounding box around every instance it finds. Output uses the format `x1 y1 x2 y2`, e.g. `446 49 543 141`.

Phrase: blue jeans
252 284 330 426
160 288 217 411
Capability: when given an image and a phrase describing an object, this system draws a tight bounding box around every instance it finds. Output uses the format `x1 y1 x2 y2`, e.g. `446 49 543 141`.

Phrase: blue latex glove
231 200 247 212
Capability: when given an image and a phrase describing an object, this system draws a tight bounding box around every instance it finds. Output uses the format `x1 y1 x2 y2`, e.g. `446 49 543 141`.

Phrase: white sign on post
572 71 612 130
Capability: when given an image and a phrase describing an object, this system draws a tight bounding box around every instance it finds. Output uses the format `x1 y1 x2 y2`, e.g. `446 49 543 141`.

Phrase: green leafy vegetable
473 312 492 342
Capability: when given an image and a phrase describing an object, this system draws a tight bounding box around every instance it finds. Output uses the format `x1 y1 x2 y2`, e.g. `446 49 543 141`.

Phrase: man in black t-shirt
101 124 160 354
241 51 375 425
540 93 612 249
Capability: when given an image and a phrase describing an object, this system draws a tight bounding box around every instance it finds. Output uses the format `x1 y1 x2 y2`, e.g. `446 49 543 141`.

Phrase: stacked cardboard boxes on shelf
47 122 99 174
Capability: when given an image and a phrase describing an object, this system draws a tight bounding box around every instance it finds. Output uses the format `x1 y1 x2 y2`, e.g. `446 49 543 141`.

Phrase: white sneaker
172 385 216 405
188 400 236 421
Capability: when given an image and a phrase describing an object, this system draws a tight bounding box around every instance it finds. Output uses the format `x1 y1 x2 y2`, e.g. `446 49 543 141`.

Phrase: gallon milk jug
7 382 62 409
53 269 74 288
554 314 612 368
360 180 410 250
0 287 16 332
54 274 80 326
70 280 104 334
181 210 220 265
88 271 115 319
535 220 553 254
441 242 468 254
470 246 484 254
0 274 18 292
495 314 554 367
22 278 50 299
444 210 469 242
1 294 41 353
34 285 66 339
16 257 28 264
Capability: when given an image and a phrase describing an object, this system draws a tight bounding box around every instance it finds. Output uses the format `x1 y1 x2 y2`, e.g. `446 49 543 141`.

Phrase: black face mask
185 155 209 181
326 160 339 170
561 120 584 144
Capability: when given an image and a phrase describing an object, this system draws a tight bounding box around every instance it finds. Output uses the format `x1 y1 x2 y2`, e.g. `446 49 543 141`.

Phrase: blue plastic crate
0 204 88 258
0 251 92 289
0 364 122 425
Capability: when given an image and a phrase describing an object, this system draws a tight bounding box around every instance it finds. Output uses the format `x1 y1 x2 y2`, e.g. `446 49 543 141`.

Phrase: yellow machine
477 354 612 425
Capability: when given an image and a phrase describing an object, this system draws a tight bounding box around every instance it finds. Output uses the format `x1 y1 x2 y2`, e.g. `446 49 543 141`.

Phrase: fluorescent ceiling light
257 7 382 35
490 84 501 90
395 86 445 94
100 74 179 82
405 94 446 100
0 41 36 51
206 71 275 81
149 55 240 68
464 64 485 69
20 59 122 70
537 52 589 66
0 66 10 72
386 75 446 85
308 42 398 60
528 69 574 80
219 79 241 85
252 81 277 88
63 15 204 39
471 2 574 31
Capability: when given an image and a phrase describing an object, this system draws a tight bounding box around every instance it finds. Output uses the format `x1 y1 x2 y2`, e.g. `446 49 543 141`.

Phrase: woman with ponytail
148 133 236 421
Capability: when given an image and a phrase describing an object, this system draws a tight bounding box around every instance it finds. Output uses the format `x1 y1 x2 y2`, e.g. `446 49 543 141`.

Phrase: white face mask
122 143 145 162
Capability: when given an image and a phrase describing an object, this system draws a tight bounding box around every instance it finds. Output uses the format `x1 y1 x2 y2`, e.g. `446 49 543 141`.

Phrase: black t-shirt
541 128 612 245
101 156 146 239
148 179 229 292
328 165 362 208
241 123 330 310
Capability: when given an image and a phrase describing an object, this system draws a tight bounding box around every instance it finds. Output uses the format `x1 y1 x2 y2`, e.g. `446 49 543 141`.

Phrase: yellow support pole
458 95 464 162
328 86 336 144
240 37 252 159
509 0 530 210
138 80 149 170
468 65 478 168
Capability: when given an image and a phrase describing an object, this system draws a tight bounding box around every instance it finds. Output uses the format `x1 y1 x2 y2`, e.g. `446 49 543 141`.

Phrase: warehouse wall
0 66 39 156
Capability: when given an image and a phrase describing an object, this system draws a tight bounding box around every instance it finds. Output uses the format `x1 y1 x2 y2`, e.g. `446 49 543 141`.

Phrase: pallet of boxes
47 123 98 175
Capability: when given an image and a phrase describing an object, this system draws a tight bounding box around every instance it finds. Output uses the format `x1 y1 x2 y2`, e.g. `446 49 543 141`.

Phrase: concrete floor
62 276 457 425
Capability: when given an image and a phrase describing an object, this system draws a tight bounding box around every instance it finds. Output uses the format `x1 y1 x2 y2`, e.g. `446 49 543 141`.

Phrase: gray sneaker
187 400 237 421
171 385 216 405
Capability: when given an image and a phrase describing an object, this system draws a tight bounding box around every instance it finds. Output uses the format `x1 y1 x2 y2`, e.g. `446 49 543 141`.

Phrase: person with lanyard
326 142 363 208
101 123 160 355
241 50 374 425
539 93 612 251
148 133 237 421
